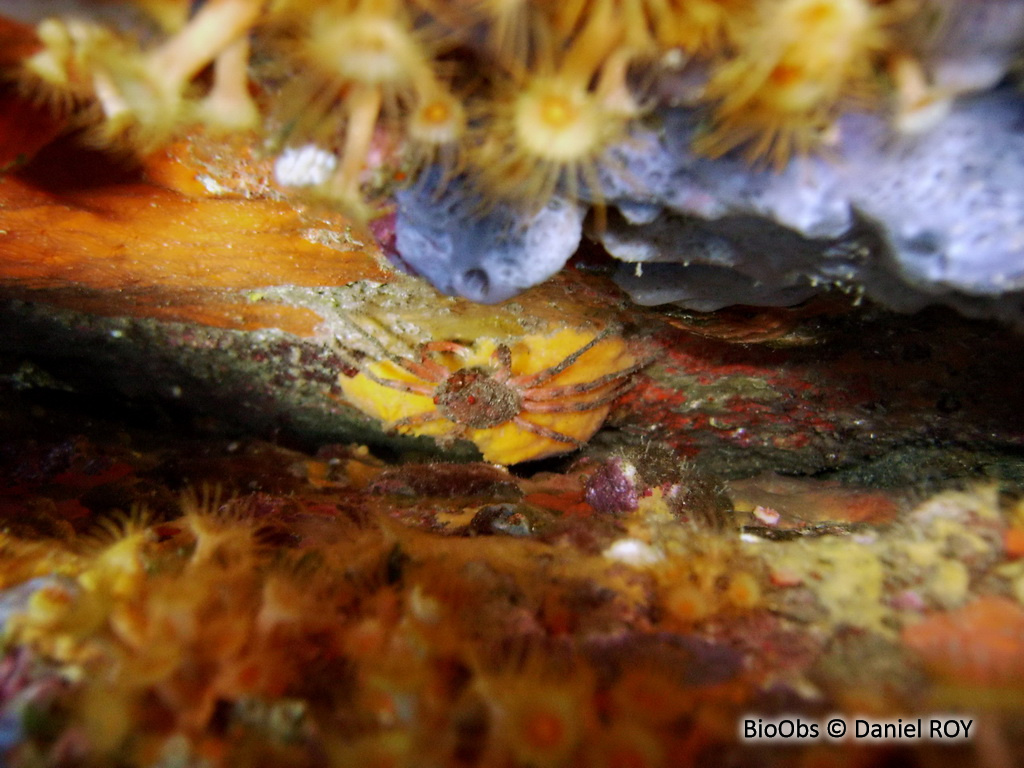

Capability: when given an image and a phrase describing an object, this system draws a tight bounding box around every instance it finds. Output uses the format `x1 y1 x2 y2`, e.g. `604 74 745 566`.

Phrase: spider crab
338 325 652 464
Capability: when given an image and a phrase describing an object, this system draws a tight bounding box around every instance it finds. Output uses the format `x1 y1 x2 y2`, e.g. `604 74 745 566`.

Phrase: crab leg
509 328 613 388
490 344 514 384
511 417 586 448
520 379 634 413
357 367 436 397
337 314 415 361
338 316 450 383
405 354 452 383
417 341 470 380
423 341 467 355
391 410 445 428
518 358 651 401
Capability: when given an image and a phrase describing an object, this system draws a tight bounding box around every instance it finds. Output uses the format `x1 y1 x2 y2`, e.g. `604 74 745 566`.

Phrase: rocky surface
2 16 1024 763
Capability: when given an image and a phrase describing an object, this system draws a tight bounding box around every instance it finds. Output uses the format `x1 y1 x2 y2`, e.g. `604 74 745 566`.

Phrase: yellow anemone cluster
18 0 262 149
0 477 768 768
695 0 900 167
339 326 640 464
7 0 957 215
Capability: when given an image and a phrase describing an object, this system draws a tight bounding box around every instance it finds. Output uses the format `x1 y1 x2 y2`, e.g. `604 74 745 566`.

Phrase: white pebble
274 144 338 188
603 538 664 566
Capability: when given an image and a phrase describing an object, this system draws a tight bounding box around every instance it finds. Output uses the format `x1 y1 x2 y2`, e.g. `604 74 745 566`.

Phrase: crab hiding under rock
338 326 651 464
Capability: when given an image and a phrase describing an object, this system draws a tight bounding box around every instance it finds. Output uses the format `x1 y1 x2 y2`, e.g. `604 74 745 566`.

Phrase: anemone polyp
478 63 632 207
20 17 93 112
473 652 598 767
658 0 754 52
396 80 468 189
767 0 884 95
470 0 538 64
268 0 442 213
550 0 750 53
515 77 604 163
407 84 466 156
481 74 629 213
465 0 643 210
697 0 892 167
304 9 428 89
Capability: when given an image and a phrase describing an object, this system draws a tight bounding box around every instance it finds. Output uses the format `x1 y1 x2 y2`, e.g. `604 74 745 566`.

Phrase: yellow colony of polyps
339 326 642 464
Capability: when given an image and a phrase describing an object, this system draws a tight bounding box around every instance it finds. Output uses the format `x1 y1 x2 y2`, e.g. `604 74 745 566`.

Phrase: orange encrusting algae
0 161 387 335
902 596 1024 687
0 170 385 290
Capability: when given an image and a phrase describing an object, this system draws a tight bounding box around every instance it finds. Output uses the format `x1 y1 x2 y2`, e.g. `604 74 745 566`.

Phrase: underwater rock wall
4 6 1024 766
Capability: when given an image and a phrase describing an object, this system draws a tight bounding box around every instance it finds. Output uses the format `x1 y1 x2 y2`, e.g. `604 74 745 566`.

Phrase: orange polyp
484 72 610 204
479 0 536 65
23 0 265 151
307 11 422 87
769 63 800 87
27 585 75 628
296 0 434 97
540 95 575 128
524 709 568 750
422 100 450 124
557 0 624 83
698 0 892 167
407 84 466 156
327 83 383 210
515 78 602 162
473 651 597 768
470 0 635 211
199 36 259 131
273 0 441 212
